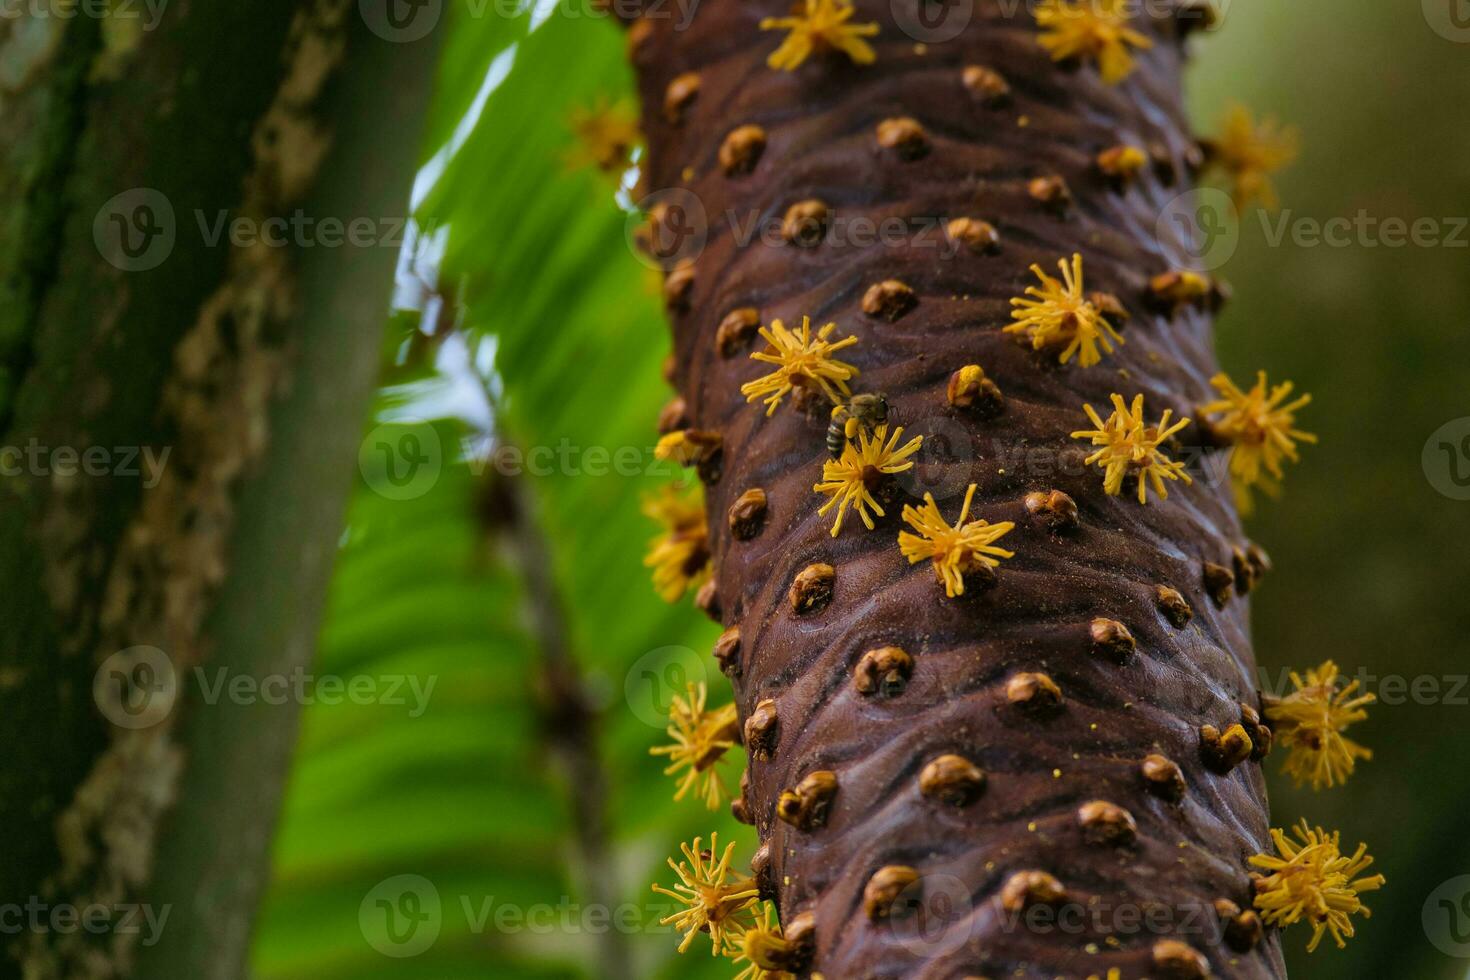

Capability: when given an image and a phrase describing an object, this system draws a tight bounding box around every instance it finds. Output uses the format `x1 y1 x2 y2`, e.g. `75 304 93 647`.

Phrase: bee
827 393 890 458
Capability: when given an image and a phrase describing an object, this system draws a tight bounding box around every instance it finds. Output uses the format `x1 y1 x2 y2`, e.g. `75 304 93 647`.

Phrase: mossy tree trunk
0 3 439 978
631 2 1284 976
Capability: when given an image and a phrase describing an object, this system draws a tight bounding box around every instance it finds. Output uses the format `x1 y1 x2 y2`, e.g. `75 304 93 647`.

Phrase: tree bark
0 2 439 977
631 3 1284 976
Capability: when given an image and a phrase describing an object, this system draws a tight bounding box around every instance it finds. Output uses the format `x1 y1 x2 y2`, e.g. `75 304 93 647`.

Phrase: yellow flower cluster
1005 253 1125 367
1265 660 1373 790
1072 394 1192 504
1203 370 1315 512
1250 822 1384 951
653 834 761 955
641 484 710 602
1207 103 1299 210
813 424 922 535
650 682 740 809
1035 0 1152 84
898 483 1015 598
741 317 860 415
760 0 878 71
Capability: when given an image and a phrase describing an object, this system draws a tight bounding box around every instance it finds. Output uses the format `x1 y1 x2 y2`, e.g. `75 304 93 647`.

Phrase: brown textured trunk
630 2 1285 977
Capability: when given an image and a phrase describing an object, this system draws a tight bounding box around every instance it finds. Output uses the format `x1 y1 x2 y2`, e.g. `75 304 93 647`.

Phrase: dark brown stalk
629 1 1283 975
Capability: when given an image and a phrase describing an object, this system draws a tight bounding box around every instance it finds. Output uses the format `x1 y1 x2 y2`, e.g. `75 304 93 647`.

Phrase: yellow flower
1206 103 1298 210
813 424 923 536
653 833 761 955
1035 0 1153 85
898 482 1015 598
655 429 722 467
723 902 797 980
650 682 741 810
741 316 860 416
1004 253 1124 367
642 484 711 602
760 0 879 72
1250 821 1384 952
1072 393 1192 504
1264 661 1373 790
1202 370 1315 510
565 98 641 173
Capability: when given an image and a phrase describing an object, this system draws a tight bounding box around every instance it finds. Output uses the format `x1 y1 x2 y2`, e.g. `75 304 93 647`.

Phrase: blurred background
244 2 1470 979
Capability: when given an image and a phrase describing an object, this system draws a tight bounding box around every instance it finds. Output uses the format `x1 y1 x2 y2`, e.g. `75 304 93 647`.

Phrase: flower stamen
1071 393 1192 504
1202 369 1315 513
642 483 711 601
1249 821 1384 952
650 682 741 809
1264 661 1373 790
1004 253 1125 367
653 833 761 955
760 0 879 72
1035 0 1153 85
813 424 923 536
898 482 1015 598
740 316 860 416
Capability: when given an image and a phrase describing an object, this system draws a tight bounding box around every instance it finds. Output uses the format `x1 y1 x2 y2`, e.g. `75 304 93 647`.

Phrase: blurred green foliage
254 5 737 979
254 2 1470 978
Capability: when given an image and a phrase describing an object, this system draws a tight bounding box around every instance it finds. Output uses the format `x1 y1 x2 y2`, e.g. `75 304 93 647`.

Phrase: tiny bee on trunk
827 393 890 457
